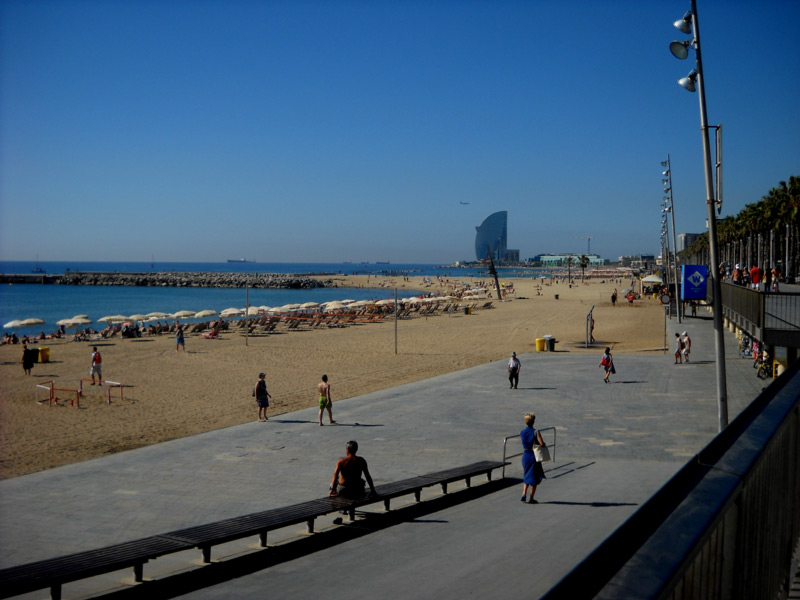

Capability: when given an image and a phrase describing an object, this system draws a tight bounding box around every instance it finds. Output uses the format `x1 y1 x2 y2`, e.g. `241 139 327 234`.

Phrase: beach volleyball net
36 379 124 408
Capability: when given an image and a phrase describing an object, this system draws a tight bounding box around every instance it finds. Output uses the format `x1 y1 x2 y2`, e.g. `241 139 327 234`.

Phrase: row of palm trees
681 176 799 282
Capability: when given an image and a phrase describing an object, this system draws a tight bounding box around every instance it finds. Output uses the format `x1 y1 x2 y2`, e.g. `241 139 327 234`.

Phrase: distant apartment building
677 233 701 253
532 254 606 267
619 254 655 269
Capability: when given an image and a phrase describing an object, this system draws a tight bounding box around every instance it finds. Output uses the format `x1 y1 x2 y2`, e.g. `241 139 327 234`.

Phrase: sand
0 275 665 479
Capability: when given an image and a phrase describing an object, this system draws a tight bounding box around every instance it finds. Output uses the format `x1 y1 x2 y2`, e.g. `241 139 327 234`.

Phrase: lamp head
674 11 693 34
678 70 698 92
661 160 668 167
662 169 670 176
670 39 692 60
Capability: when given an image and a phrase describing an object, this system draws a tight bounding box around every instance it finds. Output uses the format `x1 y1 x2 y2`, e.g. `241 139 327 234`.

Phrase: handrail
502 426 557 478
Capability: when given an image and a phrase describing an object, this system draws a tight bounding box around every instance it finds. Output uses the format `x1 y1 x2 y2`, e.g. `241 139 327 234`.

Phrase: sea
0 261 540 335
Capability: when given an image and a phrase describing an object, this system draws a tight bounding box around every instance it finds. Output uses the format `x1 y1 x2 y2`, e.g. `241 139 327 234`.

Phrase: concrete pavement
0 309 771 599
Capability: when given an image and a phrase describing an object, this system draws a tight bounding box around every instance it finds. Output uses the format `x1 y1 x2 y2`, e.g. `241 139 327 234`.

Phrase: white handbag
533 443 551 463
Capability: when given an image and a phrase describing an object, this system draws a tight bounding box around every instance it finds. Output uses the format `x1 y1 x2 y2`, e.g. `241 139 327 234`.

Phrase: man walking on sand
508 352 521 389
318 374 336 426
90 346 103 384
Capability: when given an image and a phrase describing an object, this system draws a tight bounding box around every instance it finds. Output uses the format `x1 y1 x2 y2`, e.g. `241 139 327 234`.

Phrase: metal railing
542 360 800 600
501 426 557 478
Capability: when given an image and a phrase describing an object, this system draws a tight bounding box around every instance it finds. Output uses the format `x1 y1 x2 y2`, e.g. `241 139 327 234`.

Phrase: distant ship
227 258 256 263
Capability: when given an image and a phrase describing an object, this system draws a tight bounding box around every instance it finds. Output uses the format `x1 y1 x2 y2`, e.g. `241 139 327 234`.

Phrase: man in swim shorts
90 346 103 385
318 374 335 426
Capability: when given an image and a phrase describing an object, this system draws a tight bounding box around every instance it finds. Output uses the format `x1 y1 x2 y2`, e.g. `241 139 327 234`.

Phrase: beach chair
203 329 220 339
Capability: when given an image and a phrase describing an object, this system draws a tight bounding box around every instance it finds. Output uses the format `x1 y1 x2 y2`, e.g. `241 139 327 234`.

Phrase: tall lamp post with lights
661 156 681 323
670 0 728 430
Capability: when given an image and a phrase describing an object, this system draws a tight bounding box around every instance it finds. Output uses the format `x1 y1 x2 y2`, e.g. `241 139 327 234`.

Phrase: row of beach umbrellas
3 296 470 330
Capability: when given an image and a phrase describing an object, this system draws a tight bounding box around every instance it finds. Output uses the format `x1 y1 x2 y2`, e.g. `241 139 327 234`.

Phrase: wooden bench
0 460 505 600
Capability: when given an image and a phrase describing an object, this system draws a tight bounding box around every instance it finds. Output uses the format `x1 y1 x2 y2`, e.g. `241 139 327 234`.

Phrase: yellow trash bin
39 347 50 363
535 338 546 352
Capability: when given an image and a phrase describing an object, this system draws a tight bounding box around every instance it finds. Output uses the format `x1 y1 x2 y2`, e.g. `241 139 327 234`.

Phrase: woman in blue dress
520 413 546 504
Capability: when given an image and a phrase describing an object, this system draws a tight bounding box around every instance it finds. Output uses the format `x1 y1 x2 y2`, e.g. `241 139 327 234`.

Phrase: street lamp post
671 0 728 430
661 156 682 323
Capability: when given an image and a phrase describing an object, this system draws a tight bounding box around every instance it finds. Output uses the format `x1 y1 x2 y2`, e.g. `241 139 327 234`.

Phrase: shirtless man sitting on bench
329 440 377 499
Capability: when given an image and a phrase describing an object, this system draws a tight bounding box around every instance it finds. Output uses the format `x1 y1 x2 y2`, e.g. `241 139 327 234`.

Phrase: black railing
542 360 800 600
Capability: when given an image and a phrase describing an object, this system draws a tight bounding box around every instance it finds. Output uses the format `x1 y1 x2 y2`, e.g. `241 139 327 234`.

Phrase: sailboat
31 255 44 274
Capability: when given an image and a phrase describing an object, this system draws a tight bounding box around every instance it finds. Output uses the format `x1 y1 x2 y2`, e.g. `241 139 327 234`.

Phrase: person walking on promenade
175 325 185 352
611 289 617 307
600 347 614 383
318 374 336 426
254 372 272 422
329 440 377 499
20 343 34 375
520 413 546 504
674 333 683 364
750 264 761 291
682 331 691 363
90 346 103 385
508 352 521 389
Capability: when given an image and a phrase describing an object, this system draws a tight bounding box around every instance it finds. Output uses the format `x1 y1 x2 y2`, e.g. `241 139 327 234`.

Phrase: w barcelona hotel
475 211 519 262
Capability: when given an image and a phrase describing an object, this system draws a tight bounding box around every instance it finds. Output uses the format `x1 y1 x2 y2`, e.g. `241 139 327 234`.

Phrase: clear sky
1 0 798 264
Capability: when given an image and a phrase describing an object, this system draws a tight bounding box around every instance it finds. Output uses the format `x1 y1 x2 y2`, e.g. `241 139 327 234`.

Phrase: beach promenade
0 310 772 599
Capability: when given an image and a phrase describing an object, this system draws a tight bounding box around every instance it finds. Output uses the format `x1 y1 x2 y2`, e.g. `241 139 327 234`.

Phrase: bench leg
307 518 315 534
414 489 421 502
383 498 391 511
441 482 448 494
259 531 268 547
50 584 62 600
201 546 211 564
487 471 493 481
133 561 144 583
348 507 355 522
466 476 471 488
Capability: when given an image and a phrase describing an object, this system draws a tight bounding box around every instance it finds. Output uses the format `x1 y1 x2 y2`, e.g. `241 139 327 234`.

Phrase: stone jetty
0 272 328 289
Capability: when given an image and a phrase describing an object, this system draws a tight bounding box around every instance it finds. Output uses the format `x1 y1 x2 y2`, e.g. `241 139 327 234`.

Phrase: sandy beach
0 274 666 479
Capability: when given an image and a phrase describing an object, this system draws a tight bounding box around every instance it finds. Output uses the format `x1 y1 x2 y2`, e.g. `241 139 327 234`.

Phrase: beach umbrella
349 300 371 307
258 305 272 312
642 275 663 284
146 312 171 318
245 306 261 316
194 309 217 318
99 315 128 323
268 306 288 314
3 320 24 329
19 318 46 327
324 301 346 311
172 310 196 318
220 308 244 317
300 302 320 309
340 299 355 304
375 299 395 306
128 314 149 322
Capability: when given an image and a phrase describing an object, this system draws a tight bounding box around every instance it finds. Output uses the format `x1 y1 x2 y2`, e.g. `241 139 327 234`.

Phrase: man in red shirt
750 264 761 291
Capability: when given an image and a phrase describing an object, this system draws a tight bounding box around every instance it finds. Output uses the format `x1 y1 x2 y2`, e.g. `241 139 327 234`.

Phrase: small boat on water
31 255 44 274
227 258 256 263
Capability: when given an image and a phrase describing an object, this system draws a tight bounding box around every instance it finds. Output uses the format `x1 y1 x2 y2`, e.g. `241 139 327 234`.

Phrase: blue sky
1 0 798 264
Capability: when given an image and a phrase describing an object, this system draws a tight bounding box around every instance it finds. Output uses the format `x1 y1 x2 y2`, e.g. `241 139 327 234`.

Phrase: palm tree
579 254 590 281
565 256 575 282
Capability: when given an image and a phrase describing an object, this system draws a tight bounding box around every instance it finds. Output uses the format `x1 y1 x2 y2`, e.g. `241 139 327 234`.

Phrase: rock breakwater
0 272 329 289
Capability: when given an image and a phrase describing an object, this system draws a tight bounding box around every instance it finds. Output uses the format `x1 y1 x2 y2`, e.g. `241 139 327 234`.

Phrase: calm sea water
1 261 540 335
